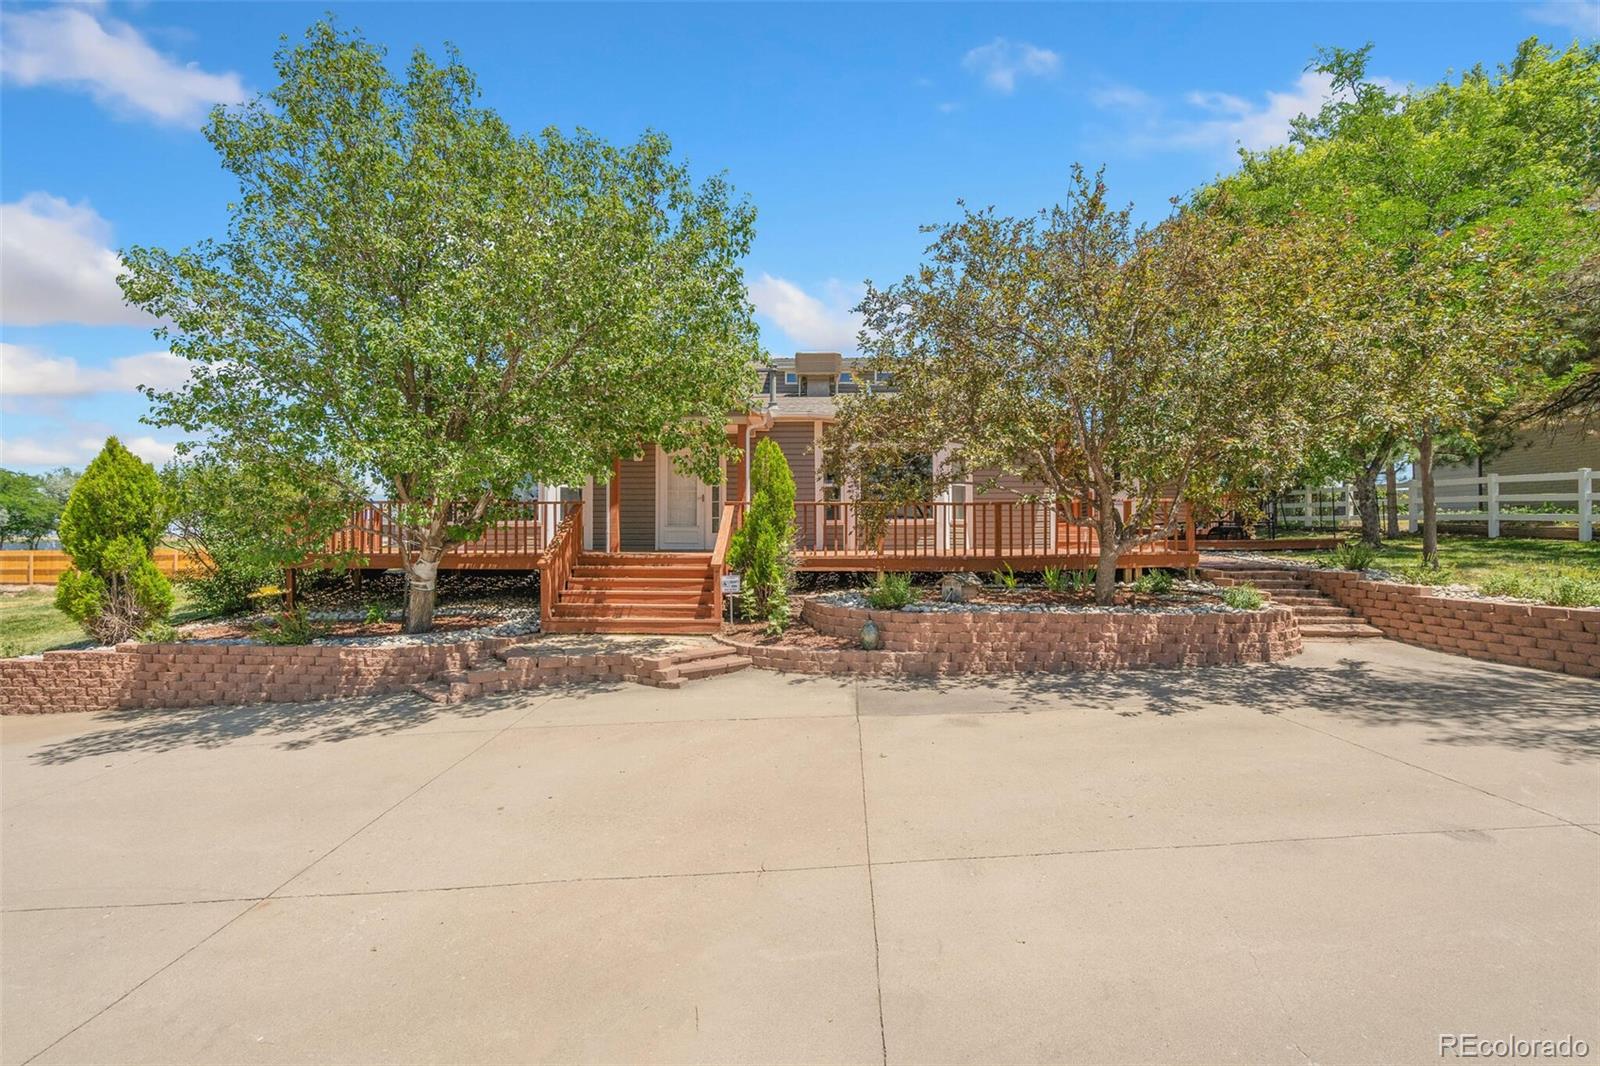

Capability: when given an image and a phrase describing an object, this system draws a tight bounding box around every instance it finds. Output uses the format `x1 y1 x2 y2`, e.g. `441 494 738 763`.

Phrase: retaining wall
0 637 533 715
1301 570 1600 680
749 599 1303 677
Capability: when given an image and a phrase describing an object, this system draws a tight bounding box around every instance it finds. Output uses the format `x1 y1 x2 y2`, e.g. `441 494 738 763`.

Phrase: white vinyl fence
1278 467 1593 542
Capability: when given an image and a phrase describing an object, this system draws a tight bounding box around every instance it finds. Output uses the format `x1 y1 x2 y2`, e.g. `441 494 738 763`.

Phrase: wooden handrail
538 501 584 629
709 502 743 621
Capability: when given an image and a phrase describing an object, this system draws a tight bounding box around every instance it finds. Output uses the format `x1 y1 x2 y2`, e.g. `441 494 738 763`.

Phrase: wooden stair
543 552 722 634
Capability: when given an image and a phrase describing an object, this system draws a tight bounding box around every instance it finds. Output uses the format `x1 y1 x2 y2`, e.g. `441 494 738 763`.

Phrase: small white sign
720 573 742 594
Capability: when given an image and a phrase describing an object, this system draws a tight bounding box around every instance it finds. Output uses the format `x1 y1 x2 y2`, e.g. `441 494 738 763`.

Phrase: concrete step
1300 622 1385 639
1267 593 1340 606
411 681 450 703
1287 604 1359 619
672 654 751 682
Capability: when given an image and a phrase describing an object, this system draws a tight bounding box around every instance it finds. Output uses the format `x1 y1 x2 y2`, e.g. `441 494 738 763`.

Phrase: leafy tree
0 470 60 547
1216 38 1600 555
726 438 796 630
54 438 174 644
827 168 1363 605
163 452 363 615
121 21 759 632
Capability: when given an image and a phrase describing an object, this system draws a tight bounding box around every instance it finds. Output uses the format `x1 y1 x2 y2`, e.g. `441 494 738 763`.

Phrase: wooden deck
319 500 570 571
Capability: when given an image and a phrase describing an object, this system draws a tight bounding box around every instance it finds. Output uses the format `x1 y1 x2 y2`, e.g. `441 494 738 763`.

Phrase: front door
656 449 709 549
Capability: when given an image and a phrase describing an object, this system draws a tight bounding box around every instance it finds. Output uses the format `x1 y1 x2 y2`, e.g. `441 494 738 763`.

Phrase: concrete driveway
2 639 1596 1065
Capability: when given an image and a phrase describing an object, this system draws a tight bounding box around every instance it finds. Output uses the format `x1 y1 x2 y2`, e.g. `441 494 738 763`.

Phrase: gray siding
757 422 818 502
619 446 656 552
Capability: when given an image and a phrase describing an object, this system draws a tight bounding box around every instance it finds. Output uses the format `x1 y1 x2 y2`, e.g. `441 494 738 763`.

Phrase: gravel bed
818 581 1256 616
178 608 540 648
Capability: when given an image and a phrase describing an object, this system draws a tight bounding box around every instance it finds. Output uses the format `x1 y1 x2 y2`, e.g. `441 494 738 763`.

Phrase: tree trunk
402 543 445 634
1418 432 1439 567
1354 461 1383 548
1384 462 1401 539
1094 504 1120 606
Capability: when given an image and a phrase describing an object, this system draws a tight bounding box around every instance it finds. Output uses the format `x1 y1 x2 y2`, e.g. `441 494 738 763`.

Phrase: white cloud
0 342 189 396
962 38 1060 94
1090 84 1154 111
0 432 177 469
1526 1 1600 37
0 4 246 126
747 275 864 354
1092 68 1401 155
1166 71 1338 152
0 193 152 326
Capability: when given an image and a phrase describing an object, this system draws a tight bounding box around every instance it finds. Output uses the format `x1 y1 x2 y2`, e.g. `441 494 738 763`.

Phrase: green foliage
1331 540 1378 571
1132 570 1175 596
53 439 173 644
1394 563 1460 586
1041 566 1068 593
254 606 322 645
1221 584 1265 610
829 166 1355 605
119 20 761 633
0 470 61 547
727 439 797 630
864 571 915 610
992 563 1019 590
364 603 387 626
162 454 357 616
139 620 179 644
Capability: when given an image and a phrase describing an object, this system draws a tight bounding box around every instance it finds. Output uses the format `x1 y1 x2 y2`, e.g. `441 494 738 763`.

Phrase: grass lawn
0 587 204 658
1269 534 1600 607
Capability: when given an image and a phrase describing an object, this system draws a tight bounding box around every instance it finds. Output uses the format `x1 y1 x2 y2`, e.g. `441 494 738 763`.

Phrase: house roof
767 394 841 420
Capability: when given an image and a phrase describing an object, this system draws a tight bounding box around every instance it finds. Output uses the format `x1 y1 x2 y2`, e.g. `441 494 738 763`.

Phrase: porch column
608 458 622 553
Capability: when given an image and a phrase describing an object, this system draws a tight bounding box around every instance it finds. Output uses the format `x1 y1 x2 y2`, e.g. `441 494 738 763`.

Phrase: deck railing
538 502 585 628
787 499 1195 566
323 500 572 563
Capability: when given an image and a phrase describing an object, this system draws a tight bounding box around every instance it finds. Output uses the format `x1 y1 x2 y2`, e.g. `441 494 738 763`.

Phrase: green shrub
161 458 287 616
364 602 387 625
1221 583 1265 610
139 620 179 644
1132 570 1175 596
1330 540 1377 571
1394 563 1458 586
255 606 322 645
992 563 1019 590
1042 566 1068 593
727 439 797 632
53 438 173 644
864 571 915 610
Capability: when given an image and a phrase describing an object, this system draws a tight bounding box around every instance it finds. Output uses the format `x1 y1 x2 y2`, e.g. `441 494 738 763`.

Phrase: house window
784 372 797 384
874 371 892 383
839 371 853 384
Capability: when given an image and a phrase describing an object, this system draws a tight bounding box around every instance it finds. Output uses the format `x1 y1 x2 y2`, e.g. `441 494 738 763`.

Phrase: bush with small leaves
727 439 797 632
1132 570 1175 596
1221 583 1265 610
254 606 323 645
865 571 916 610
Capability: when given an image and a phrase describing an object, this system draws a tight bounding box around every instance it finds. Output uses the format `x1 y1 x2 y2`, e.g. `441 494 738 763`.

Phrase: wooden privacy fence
0 549 204 586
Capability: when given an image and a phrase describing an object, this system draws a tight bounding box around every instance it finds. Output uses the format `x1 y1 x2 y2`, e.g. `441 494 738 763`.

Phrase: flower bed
715 594 1302 678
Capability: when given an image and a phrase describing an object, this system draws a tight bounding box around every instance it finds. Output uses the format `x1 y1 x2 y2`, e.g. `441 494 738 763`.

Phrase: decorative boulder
860 619 882 650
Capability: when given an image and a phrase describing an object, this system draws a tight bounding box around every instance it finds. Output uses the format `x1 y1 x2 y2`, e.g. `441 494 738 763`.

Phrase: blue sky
2 0 1596 472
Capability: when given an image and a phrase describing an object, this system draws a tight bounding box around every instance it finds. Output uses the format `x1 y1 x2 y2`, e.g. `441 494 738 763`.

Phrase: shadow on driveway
858 651 1600 760
24 682 629 765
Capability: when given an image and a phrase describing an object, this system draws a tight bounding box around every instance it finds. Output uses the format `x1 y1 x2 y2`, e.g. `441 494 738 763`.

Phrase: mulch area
723 619 858 650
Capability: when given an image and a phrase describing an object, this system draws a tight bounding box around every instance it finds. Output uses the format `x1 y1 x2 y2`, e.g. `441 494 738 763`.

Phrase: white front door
656 449 709 550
